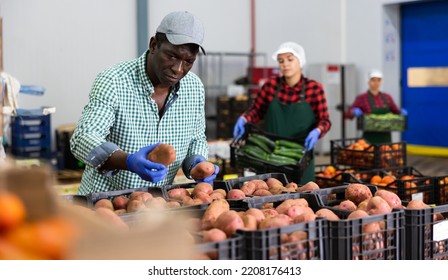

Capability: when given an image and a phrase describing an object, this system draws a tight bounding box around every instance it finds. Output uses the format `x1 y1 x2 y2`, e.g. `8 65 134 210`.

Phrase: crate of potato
314 164 356 189
223 173 320 200
191 194 329 260
230 124 313 184
402 201 448 260
330 138 406 169
345 166 437 205
238 193 329 260
310 184 405 260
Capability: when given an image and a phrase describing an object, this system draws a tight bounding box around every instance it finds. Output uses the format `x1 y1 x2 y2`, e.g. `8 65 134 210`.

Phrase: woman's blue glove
233 116 247 140
351 107 363 117
401 108 408 116
126 143 168 182
305 128 321 151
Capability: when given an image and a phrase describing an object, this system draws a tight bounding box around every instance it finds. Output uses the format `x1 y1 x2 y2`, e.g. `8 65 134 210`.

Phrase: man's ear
148 37 157 53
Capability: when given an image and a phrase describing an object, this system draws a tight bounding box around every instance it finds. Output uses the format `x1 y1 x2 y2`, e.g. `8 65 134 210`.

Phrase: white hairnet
272 42 306 68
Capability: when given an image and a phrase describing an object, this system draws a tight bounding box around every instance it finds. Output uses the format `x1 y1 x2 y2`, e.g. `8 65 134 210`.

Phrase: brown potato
94 207 129 231
252 189 273 196
112 196 129 210
226 189 246 200
214 210 245 237
245 208 266 224
337 200 357 211
374 189 402 209
94 199 114 211
266 178 284 189
127 199 146 212
167 188 190 200
366 196 392 215
192 182 214 197
345 183 373 206
315 208 340 221
190 162 215 180
259 214 292 229
201 199 230 230
147 143 176 167
297 181 320 192
240 182 256 195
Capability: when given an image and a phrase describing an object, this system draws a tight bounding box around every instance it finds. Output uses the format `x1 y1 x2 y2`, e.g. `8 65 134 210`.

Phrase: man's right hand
233 116 247 140
126 143 168 182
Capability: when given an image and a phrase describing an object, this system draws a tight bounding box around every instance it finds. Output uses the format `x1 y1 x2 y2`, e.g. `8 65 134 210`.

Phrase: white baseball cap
272 42 306 68
368 69 383 79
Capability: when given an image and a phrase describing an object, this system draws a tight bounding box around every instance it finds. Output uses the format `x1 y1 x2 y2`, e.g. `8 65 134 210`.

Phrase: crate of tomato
230 124 313 184
314 164 356 189
330 138 406 170
344 166 437 205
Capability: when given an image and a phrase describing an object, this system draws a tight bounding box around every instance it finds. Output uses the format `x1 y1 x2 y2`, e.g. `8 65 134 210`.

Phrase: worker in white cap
71 11 219 194
345 69 408 143
233 41 331 184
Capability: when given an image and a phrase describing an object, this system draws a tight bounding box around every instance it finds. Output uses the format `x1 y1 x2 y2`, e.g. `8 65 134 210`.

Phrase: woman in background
345 69 407 144
233 42 331 184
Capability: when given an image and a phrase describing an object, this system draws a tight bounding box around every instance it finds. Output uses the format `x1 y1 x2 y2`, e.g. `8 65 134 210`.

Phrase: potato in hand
147 143 176 167
190 161 215 180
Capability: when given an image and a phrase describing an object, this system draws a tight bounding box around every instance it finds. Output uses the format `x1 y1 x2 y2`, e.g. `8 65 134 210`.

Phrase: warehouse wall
1 0 421 150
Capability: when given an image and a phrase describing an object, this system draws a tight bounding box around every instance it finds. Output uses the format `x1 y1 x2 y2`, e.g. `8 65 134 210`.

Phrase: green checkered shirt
70 51 208 194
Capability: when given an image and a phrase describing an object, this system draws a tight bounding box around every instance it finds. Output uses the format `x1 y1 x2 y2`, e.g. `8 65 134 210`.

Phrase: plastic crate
194 234 245 260
403 204 448 260
314 164 358 189
345 166 437 205
224 173 289 191
237 218 328 260
12 133 51 147
330 138 406 169
230 124 313 184
357 114 407 132
11 145 52 159
310 184 405 259
11 114 51 134
434 176 448 204
327 209 404 260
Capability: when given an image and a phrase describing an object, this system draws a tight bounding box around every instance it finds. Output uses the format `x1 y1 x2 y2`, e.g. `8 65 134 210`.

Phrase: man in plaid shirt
70 11 219 194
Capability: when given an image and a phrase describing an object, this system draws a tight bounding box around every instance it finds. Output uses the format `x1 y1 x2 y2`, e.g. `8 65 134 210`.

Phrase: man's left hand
305 128 321 151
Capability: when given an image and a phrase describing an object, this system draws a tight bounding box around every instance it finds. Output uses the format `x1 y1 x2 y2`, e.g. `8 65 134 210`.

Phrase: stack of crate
11 113 52 159
216 95 251 139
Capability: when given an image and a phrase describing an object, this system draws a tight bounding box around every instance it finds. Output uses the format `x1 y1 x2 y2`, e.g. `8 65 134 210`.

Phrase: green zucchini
267 153 298 165
251 133 276 150
275 139 305 150
247 135 273 153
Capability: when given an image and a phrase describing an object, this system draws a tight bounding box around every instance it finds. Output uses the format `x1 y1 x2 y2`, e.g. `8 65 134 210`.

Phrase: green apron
265 79 316 185
362 92 392 144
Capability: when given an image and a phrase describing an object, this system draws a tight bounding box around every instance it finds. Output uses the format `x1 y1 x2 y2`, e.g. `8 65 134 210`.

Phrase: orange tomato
0 191 27 232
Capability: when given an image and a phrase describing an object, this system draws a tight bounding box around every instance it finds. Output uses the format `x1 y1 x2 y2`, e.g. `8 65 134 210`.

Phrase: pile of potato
319 183 446 260
190 197 322 260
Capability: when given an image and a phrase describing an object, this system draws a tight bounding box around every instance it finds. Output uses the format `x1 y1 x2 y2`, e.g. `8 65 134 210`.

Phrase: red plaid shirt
345 91 400 119
243 75 331 137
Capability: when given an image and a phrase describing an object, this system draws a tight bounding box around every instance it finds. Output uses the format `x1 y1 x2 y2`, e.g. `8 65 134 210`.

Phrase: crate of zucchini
230 124 312 184
357 113 407 132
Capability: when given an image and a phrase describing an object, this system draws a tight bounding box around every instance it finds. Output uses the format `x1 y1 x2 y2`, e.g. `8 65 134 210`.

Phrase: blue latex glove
191 156 220 184
233 116 247 140
126 143 168 182
305 128 321 151
351 107 363 117
401 108 408 116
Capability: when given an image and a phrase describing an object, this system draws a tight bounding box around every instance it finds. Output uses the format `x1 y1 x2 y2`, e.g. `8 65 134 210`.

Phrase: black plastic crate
330 138 406 169
311 184 377 209
194 234 245 260
309 184 405 260
357 114 407 132
224 173 289 191
403 204 448 260
314 164 358 189
434 176 448 204
237 218 328 260
345 166 437 205
327 209 404 260
230 124 313 184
